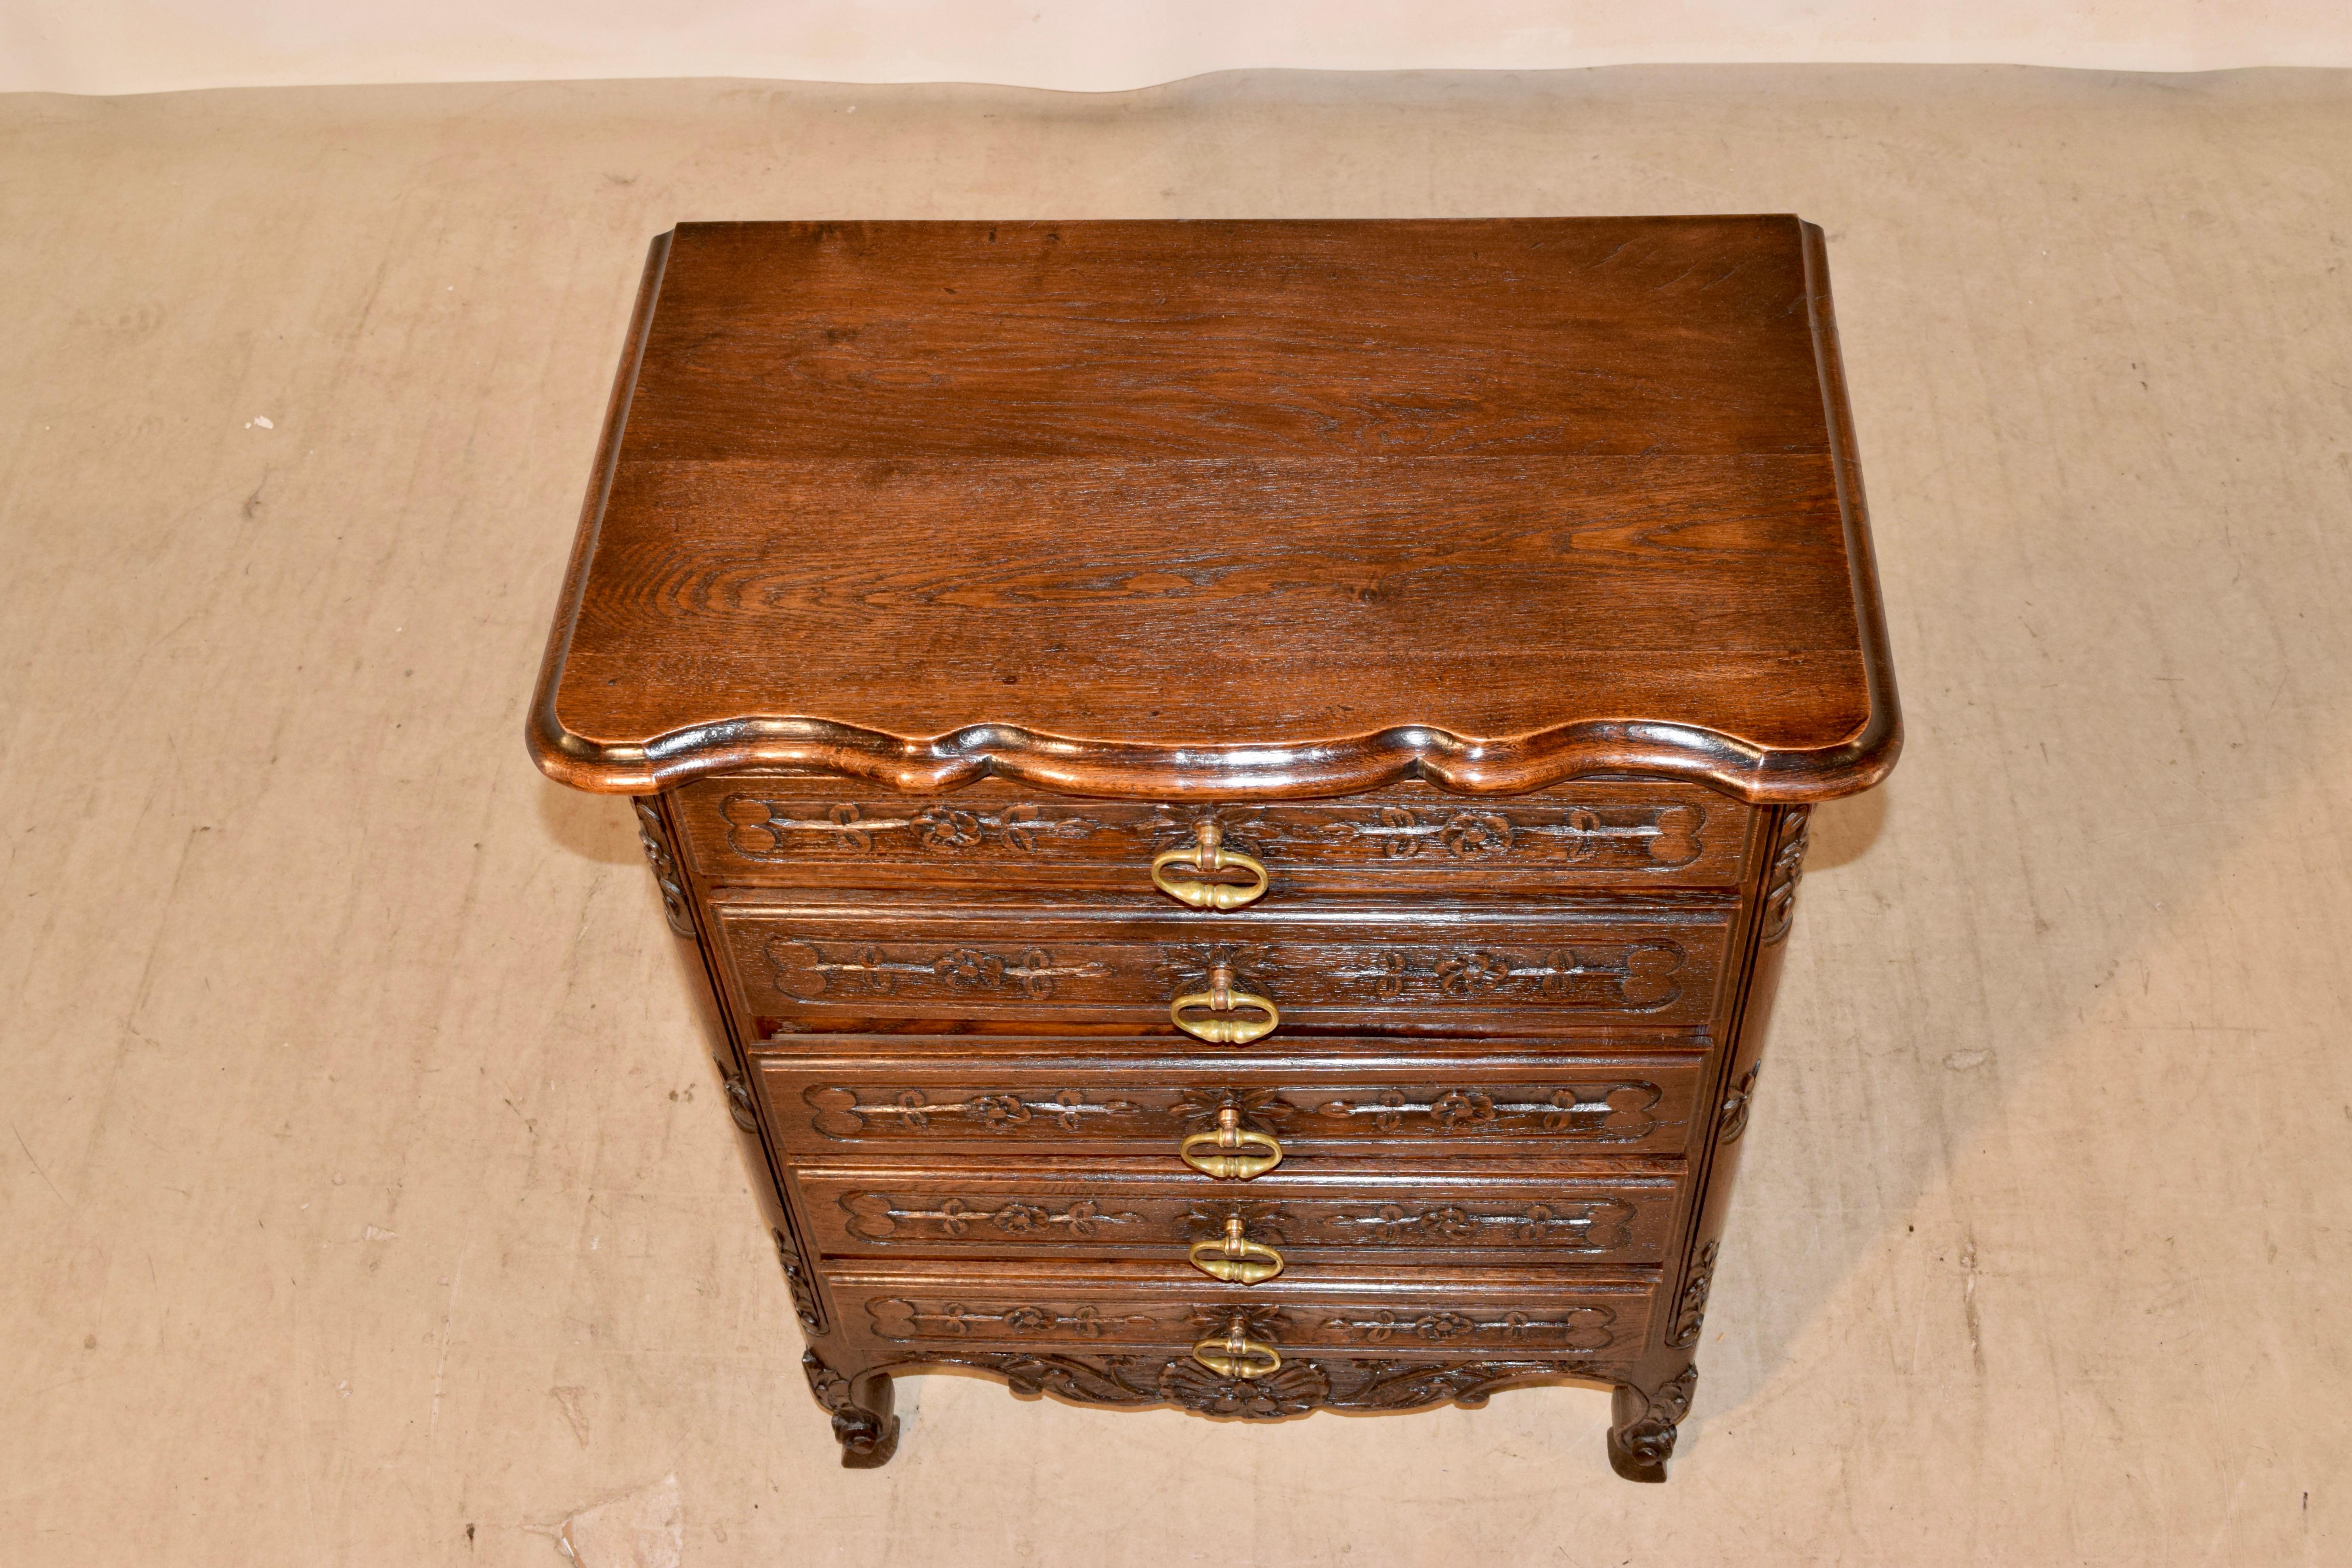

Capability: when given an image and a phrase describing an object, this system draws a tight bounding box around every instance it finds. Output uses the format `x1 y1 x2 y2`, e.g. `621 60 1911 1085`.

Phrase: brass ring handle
1191 1313 1282 1379
1178 1106 1284 1180
1170 962 1280 1046
1189 1216 1284 1284
1150 822 1270 910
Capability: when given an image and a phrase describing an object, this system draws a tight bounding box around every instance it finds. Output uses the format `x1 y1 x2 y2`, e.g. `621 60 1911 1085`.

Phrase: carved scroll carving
860 1352 1609 1419
1760 806 1813 944
631 797 695 938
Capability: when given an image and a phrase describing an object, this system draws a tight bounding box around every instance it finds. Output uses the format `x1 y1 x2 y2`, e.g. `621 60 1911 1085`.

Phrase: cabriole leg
803 1352 902 1469
1608 1363 1698 1483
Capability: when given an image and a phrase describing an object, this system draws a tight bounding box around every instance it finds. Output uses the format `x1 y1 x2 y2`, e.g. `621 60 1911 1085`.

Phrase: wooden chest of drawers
530 217 1899 1480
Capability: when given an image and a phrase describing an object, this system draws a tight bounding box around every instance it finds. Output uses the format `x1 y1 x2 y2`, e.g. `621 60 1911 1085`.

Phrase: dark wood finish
673 777 1755 892
791 1158 1684 1264
537 217 1899 1481
530 219 1899 802
754 1043 1707 1158
713 893 1734 1037
826 1259 1657 1358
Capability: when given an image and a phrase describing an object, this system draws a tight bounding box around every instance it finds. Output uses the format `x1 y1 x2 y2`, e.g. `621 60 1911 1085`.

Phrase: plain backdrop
5 0 2352 95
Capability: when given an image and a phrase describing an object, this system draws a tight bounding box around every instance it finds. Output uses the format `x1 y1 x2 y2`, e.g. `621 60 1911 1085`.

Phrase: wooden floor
3 66 2347 1568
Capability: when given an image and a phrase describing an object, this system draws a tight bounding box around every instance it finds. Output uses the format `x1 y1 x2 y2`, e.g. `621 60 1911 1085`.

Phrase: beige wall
5 0 2350 96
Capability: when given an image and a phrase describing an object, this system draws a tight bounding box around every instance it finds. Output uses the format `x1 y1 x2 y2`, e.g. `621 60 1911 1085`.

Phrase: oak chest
529 216 1899 1479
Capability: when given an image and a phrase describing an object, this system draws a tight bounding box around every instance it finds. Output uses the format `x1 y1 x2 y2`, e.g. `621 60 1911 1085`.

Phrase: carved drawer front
714 895 1732 1037
829 1260 1657 1360
757 1044 1703 1160
794 1159 1682 1265
673 777 1751 894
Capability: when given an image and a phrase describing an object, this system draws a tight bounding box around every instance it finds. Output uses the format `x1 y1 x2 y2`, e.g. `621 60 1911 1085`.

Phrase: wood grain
671 775 1755 892
528 217 1899 800
790 1157 1683 1264
711 893 1734 1035
752 1043 1706 1160
825 1258 1658 1358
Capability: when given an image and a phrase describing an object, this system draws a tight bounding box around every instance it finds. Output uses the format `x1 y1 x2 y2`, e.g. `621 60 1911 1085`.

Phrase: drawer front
673 778 1751 892
828 1261 1657 1360
716 898 1732 1036
794 1159 1682 1264
758 1046 1704 1159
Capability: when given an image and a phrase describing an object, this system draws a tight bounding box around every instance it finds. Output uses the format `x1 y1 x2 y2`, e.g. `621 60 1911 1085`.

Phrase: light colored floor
3 65 2348 1568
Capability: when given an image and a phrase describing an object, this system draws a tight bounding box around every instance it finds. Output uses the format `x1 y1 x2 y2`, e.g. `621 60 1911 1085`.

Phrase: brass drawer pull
1179 1105 1284 1180
1151 822 1269 910
1192 1310 1281 1379
1189 1216 1285 1284
1170 962 1280 1045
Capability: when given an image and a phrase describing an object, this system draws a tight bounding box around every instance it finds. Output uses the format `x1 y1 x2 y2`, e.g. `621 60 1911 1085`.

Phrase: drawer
674 777 1752 894
757 1043 1704 1159
715 894 1733 1037
829 1260 1656 1360
794 1158 1682 1265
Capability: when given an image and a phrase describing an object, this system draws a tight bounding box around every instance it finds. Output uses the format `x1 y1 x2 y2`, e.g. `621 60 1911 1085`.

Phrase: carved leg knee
803 1352 902 1469
1608 1364 1698 1483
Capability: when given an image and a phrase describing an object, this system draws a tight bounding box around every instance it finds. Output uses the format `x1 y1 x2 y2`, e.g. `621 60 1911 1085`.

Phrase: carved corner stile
1759 805 1813 945
631 795 696 938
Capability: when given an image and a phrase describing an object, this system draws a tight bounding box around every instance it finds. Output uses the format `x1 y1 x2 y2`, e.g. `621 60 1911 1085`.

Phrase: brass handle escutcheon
1170 962 1279 1046
1189 1216 1284 1284
1179 1106 1284 1180
1192 1311 1282 1379
1151 822 1270 910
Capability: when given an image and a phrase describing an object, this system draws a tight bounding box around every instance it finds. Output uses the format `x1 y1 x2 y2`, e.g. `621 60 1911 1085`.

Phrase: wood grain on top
532 218 1899 800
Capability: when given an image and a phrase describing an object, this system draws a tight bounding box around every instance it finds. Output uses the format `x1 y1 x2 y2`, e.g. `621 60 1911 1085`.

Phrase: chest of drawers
530 217 1899 1480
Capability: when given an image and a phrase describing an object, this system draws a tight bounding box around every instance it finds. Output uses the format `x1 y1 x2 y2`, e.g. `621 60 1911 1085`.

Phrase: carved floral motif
1320 1306 1617 1351
1718 1063 1760 1144
716 794 1707 871
722 797 1097 859
803 1084 1145 1138
867 1298 1159 1342
765 937 1107 1000
1305 803 1703 866
1309 1082 1667 1142
1322 1199 1638 1252
1334 943 1683 1010
840 1193 1145 1242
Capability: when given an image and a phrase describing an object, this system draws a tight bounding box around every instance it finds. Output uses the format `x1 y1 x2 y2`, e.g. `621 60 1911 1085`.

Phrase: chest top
530 217 1898 802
